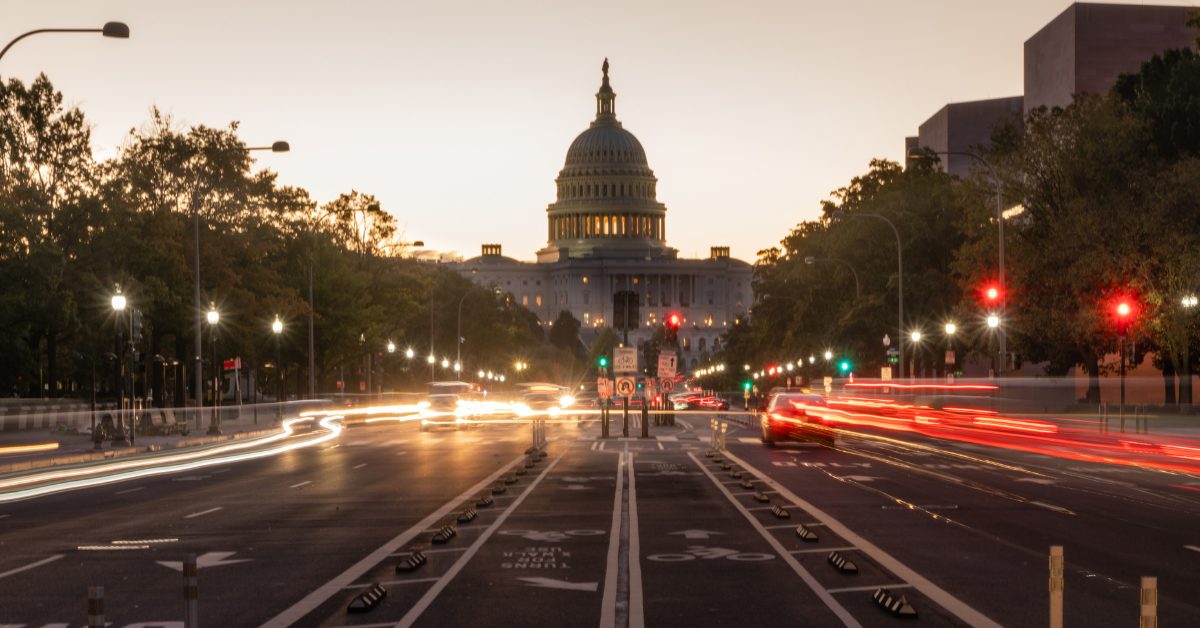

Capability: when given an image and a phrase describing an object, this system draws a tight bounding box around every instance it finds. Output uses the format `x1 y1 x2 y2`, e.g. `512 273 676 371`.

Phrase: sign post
614 346 636 438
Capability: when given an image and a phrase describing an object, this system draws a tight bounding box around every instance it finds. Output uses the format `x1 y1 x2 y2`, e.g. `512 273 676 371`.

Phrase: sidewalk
0 418 284 475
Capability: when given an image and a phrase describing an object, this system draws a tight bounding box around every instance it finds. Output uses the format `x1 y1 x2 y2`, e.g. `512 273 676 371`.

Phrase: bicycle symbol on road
647 545 775 562
497 529 607 542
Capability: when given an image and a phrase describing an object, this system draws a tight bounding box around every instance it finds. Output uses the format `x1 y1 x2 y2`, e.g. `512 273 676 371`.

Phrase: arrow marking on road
668 530 724 539
157 552 252 571
517 577 598 591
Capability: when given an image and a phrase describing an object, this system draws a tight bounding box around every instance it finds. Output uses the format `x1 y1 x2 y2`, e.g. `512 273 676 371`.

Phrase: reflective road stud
1141 576 1157 628
87 586 104 628
1049 545 1063 628
184 553 199 628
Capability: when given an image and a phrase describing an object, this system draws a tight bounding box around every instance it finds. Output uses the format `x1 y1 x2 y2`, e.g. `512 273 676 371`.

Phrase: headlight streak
0 418 342 503
0 443 59 455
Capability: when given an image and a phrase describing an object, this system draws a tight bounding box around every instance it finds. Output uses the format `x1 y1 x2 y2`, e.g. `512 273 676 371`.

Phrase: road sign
223 357 241 370
881 366 892 381
660 378 674 393
823 376 832 393
657 351 677 379
597 378 612 398
945 350 956 365
613 347 638 373
644 378 655 398
615 377 635 397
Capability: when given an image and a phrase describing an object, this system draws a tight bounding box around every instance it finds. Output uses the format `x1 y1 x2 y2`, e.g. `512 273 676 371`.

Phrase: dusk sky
5 0 1189 262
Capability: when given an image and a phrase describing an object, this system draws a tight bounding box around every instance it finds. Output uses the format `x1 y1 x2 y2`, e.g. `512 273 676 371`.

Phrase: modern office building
450 61 753 372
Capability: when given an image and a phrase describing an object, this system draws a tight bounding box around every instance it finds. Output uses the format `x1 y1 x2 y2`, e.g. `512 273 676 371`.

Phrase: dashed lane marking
343 577 442 589
353 464 368 469
258 452 528 628
290 481 312 488
115 487 145 495
388 548 468 557
722 450 1004 628
0 554 63 580
184 507 222 519
689 452 860 628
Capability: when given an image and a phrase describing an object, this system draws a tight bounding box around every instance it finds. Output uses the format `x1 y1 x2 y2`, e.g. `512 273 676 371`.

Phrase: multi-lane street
1 412 1199 627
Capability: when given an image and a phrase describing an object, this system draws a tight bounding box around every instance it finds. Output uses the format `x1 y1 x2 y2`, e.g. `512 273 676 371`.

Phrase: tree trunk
1084 348 1101 404
1163 356 1177 407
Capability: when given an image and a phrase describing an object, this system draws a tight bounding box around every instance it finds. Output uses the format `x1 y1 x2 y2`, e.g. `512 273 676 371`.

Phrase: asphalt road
0 411 1197 627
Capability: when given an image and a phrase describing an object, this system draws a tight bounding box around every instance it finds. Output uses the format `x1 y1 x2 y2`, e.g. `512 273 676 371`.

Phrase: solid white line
257 452 527 628
353 464 368 469
393 455 563 628
290 481 311 488
599 452 625 628
1186 545 1200 553
689 452 860 628
184 507 222 519
0 514 8 519
0 554 62 580
791 546 857 554
827 583 912 594
722 450 1004 628
388 548 468 556
627 445 645 628
115 487 145 495
343 576 442 589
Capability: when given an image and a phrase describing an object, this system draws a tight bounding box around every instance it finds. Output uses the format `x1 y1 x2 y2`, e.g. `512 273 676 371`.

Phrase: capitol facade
451 61 753 373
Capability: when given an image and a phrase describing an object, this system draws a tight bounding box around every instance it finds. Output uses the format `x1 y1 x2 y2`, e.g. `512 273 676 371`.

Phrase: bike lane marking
721 449 1005 628
687 451 862 628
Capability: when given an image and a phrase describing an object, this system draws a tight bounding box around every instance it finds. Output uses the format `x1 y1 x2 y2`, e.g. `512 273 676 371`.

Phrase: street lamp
0 22 129 65
191 140 288 428
824 351 832 360
441 359 449 369
273 317 283 421
1184 297 1197 409
946 323 957 379
987 315 999 328
909 146 1006 377
206 305 221 435
804 256 861 299
832 209 903 378
110 288 130 446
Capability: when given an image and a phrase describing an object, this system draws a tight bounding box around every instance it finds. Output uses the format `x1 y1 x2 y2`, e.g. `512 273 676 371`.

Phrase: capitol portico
452 60 753 372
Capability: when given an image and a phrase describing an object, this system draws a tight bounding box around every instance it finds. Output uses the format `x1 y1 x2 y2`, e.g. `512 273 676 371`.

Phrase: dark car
760 393 834 446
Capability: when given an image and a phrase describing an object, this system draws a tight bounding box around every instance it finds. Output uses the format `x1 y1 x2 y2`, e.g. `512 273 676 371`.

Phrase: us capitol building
451 60 753 372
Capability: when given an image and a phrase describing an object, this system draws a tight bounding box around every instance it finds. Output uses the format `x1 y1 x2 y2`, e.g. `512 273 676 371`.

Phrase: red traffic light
1117 302 1131 317
986 287 999 300
667 313 680 327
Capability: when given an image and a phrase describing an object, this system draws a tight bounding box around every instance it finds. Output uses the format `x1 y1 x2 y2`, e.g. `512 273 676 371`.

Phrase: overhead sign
613 347 638 373
615 377 635 398
659 379 674 393
657 352 677 379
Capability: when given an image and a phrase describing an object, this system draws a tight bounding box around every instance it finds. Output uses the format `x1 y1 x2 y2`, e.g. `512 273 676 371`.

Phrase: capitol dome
540 59 673 262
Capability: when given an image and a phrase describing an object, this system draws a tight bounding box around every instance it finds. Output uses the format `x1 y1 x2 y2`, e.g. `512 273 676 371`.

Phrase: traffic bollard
601 402 609 438
710 419 717 449
184 553 199 628
622 398 629 437
641 402 649 438
88 586 105 628
720 422 727 450
1049 545 1063 628
1140 576 1157 627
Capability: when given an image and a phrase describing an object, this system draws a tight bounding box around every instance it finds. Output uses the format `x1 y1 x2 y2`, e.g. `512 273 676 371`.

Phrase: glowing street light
427 355 435 364
406 348 414 359
945 323 956 335
441 359 449 369
987 315 999 328
824 351 832 360
911 331 921 342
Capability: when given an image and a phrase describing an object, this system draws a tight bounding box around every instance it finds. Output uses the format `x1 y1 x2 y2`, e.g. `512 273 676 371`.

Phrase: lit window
583 313 590 325
536 295 542 306
583 277 589 284
522 295 528 306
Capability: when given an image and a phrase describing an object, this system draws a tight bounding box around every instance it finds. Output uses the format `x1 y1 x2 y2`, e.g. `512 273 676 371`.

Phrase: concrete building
451 61 753 373
911 3 1196 174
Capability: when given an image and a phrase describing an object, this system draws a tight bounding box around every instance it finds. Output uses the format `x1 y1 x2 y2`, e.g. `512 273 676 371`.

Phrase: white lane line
257 452 527 628
115 487 145 495
657 442 664 450
1186 545 1200 553
393 455 563 628
689 452 860 628
722 451 1004 628
290 481 311 488
791 546 857 554
324 623 399 628
0 554 63 580
0 514 9 519
388 548 468 557
184 507 223 519
353 464 368 469
828 583 912 594
627 445 645 628
396 451 408 456
343 576 442 589
600 452 624 628
1030 501 1071 513
212 468 231 474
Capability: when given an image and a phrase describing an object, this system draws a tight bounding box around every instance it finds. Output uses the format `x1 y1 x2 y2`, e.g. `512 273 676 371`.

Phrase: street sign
823 376 832 393
613 347 638 373
657 351 677 379
598 378 613 399
615 377 635 398
644 380 656 400
945 350 955 365
881 366 892 381
659 379 674 393
883 334 890 347
223 357 241 370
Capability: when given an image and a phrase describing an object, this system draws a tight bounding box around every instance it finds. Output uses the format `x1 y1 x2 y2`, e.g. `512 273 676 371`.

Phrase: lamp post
207 305 221 435
832 210 903 379
1117 302 1132 413
909 147 1006 377
0 22 129 66
111 288 130 446
804 256 860 299
910 331 922 379
385 342 395 400
945 323 957 380
190 141 288 431
273 317 283 421
1183 297 1197 411
987 314 1000 378
428 272 456 383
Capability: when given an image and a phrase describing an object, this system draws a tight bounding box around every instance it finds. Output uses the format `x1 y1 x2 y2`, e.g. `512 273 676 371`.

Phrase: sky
4 0 1192 263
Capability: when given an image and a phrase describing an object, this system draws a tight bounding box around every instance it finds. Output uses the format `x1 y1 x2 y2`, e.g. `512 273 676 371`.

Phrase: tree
549 310 585 362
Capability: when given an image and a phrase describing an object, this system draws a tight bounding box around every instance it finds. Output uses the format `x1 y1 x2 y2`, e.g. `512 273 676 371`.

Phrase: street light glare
111 294 126 311
387 342 395 353
427 355 435 364
406 348 414 358
987 315 999 328
207 310 219 325
911 332 921 342
272 318 283 334
824 351 832 360
946 323 956 335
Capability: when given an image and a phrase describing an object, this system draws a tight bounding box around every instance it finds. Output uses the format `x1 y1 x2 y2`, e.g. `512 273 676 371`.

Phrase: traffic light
1114 299 1135 335
665 312 680 344
131 310 144 344
598 355 608 374
839 361 850 373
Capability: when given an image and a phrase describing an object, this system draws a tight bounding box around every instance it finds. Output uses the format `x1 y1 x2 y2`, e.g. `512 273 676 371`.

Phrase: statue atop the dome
602 58 609 78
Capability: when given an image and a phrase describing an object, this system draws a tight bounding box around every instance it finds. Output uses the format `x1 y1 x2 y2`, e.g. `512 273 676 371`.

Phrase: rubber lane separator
256 450 529 628
347 582 386 613
687 451 861 628
873 588 918 618
828 551 859 574
719 450 1003 628
389 454 564 628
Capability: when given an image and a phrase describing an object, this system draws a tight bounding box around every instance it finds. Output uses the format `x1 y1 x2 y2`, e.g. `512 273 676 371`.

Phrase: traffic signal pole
622 292 630 437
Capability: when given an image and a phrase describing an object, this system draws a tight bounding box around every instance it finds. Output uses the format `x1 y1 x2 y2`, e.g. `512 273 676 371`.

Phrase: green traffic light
743 382 751 390
840 362 849 371
599 357 608 367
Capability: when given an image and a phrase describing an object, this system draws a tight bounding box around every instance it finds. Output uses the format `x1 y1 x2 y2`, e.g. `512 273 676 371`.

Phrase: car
760 393 834 446
421 394 464 431
523 392 562 412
